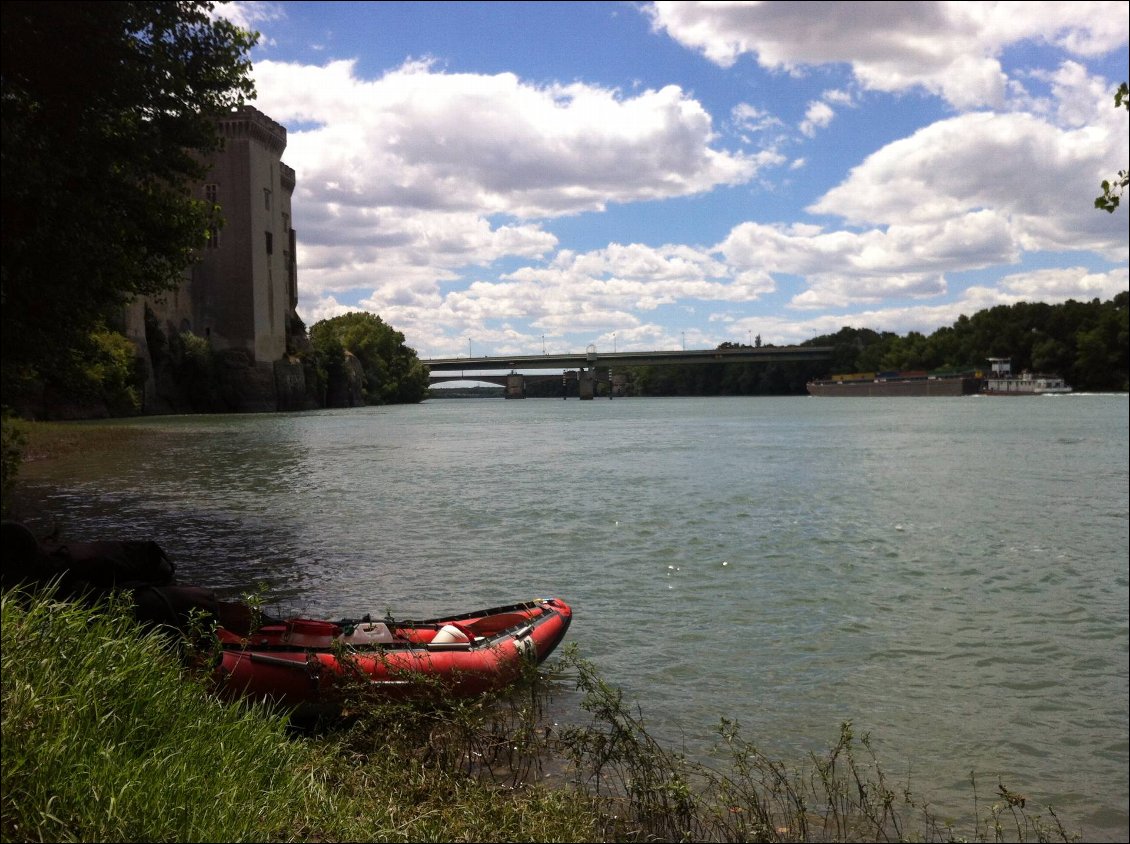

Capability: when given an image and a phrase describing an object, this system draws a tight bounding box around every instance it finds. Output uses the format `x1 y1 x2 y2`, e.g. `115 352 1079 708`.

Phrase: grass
1 586 1082 843
1 588 338 843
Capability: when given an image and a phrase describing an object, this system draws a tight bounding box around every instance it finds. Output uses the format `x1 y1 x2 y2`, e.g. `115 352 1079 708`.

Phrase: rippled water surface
15 394 1129 839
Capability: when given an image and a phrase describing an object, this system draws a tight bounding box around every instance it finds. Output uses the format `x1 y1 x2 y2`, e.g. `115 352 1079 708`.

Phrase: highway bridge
423 345 833 399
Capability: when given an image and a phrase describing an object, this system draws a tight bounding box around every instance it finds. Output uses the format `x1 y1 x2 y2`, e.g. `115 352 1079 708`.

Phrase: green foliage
24 327 150 418
85 329 147 415
140 314 225 413
1 1 258 409
1095 83 1129 213
308 325 347 405
620 348 839 398
309 312 430 406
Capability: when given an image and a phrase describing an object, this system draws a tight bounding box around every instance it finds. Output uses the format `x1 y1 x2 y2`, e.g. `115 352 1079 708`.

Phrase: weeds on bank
319 631 553 785
2 587 1082 843
293 640 1079 843
549 649 1078 842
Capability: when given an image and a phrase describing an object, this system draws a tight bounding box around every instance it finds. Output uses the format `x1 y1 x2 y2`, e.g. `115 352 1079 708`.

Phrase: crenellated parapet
217 105 287 154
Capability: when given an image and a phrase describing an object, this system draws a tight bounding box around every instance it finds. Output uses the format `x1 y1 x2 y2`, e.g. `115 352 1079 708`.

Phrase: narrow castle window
265 231 273 254
263 188 272 211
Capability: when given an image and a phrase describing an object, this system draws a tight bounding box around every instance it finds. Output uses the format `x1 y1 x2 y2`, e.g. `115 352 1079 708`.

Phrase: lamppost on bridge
613 332 616 353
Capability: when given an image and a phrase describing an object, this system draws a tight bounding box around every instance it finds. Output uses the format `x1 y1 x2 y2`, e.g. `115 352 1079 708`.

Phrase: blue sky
221 1 1128 359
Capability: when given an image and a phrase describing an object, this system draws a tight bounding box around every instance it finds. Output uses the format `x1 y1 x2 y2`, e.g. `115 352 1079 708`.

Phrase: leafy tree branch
1094 82 1129 213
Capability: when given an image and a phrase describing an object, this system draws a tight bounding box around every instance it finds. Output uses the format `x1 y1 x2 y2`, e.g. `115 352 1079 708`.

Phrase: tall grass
2 587 1081 843
1 587 340 842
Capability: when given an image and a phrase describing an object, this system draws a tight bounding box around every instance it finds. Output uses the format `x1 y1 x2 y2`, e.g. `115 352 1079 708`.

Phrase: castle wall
197 107 293 363
125 106 302 413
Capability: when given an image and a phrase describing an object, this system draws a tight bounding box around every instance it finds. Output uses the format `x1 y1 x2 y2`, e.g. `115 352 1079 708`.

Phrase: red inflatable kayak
213 597 572 707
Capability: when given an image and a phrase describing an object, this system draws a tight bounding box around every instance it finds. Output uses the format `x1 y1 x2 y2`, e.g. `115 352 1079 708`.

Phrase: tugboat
982 357 1071 395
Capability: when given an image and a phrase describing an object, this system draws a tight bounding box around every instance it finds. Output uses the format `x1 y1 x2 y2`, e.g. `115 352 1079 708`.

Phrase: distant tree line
613 294 1128 397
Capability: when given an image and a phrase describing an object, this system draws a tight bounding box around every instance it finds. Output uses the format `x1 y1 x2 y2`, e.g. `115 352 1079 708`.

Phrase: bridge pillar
578 369 595 400
505 373 526 399
594 366 612 399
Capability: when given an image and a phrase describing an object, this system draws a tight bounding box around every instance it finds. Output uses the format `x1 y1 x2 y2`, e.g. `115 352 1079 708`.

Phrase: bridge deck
424 346 832 373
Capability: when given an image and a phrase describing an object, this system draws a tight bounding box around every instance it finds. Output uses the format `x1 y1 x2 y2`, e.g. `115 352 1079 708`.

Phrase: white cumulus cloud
646 1 1128 109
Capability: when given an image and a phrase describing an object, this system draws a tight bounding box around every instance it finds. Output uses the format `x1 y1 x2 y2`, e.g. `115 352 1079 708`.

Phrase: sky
218 1 1129 362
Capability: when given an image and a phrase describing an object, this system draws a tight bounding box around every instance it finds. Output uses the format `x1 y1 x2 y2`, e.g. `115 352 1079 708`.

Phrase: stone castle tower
126 106 310 412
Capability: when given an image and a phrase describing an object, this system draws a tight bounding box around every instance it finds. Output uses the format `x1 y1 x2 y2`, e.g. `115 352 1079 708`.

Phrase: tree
309 312 430 405
1095 82 1129 212
1 1 257 408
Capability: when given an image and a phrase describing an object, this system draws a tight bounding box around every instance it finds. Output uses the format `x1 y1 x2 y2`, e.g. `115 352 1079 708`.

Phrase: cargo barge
806 371 983 397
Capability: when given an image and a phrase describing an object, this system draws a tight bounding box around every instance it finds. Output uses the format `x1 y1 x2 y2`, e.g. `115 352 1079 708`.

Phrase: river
11 394 1129 840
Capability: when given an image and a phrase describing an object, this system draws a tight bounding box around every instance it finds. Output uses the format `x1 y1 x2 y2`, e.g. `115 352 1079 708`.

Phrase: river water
12 394 1129 840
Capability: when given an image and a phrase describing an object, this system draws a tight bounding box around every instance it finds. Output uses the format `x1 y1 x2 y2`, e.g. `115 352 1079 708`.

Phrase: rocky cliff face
324 352 365 408
214 350 277 413
274 357 322 411
133 307 330 415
